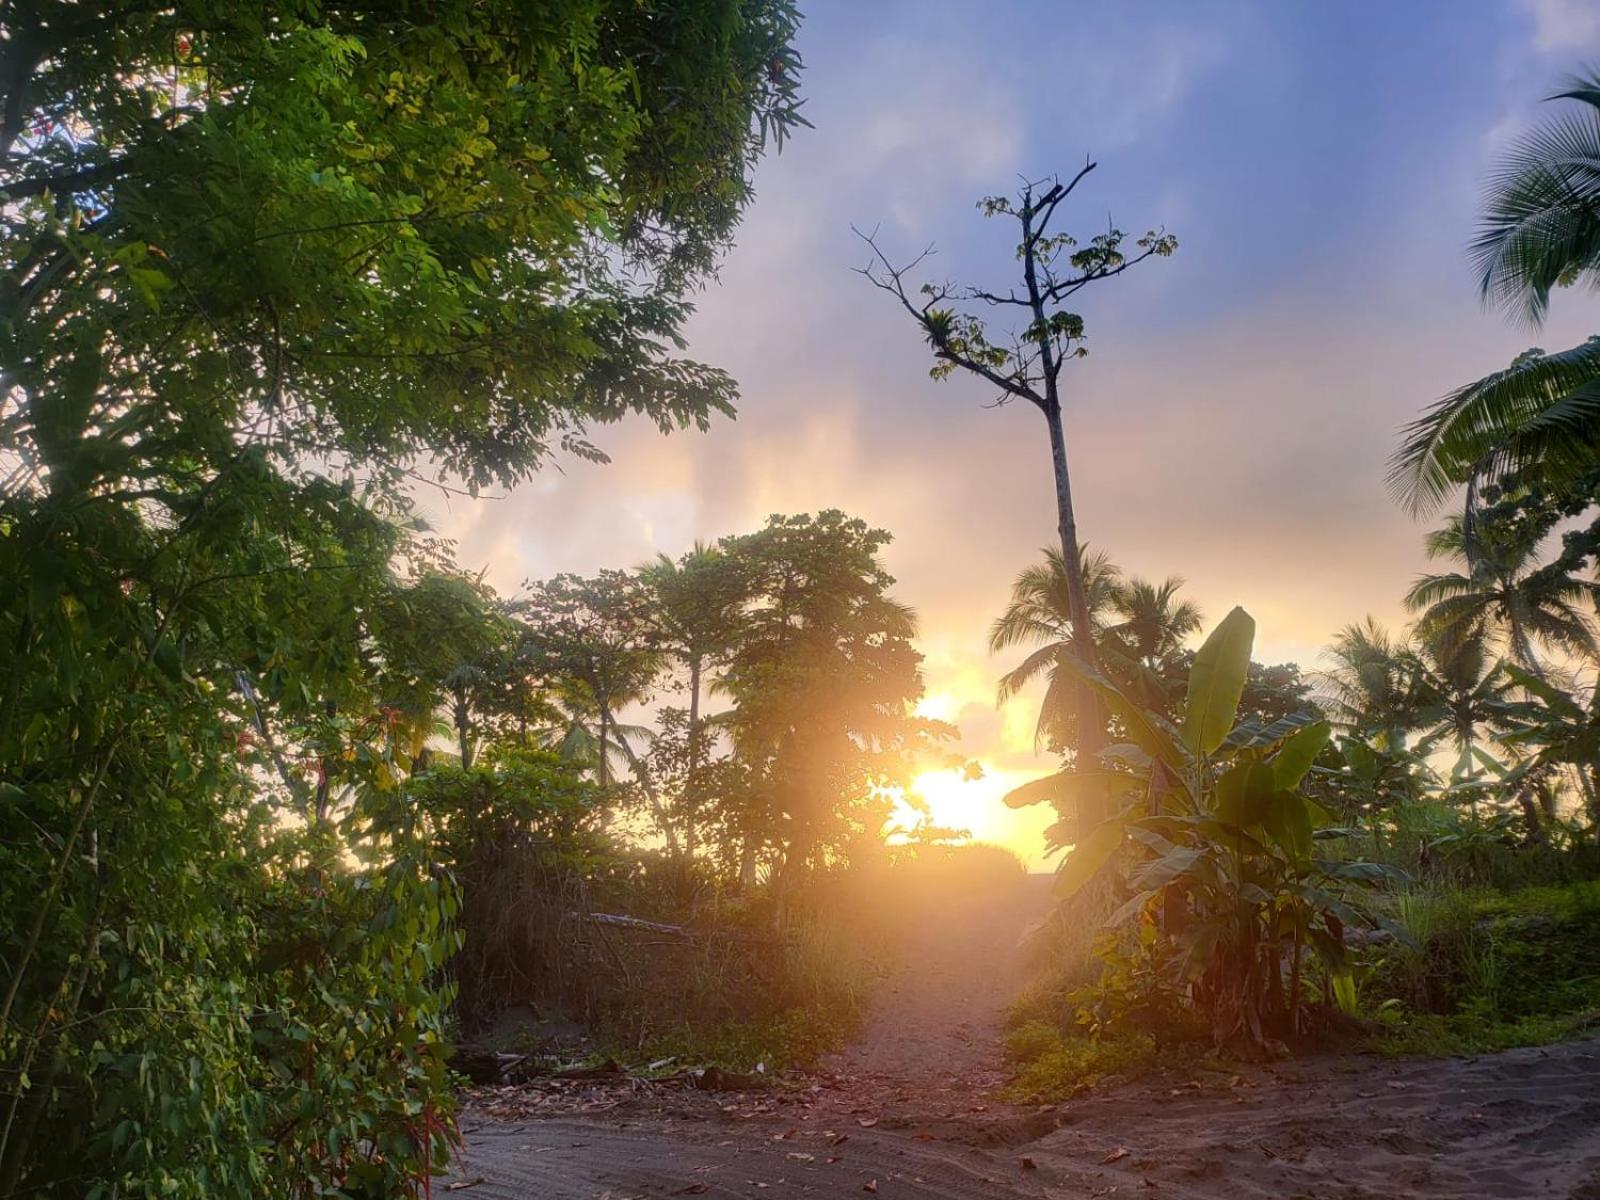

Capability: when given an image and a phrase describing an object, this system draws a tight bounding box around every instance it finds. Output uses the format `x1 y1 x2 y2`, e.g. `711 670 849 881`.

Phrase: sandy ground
450 876 1600 1198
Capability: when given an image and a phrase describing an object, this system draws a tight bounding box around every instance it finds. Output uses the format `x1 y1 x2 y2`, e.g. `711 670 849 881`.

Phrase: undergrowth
1004 868 1600 1097
1361 880 1600 1055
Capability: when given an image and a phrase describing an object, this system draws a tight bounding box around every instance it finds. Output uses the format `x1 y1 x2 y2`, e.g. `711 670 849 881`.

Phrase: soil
450 874 1600 1198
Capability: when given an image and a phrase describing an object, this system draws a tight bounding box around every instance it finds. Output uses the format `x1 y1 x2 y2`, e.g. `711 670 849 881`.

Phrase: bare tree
856 162 1175 807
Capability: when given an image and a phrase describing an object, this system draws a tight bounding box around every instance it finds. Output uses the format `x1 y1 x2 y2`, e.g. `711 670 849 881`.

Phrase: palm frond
1390 337 1600 514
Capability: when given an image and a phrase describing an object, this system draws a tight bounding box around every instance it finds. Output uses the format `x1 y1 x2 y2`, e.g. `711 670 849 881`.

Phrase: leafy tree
373 570 515 770
1498 665 1600 832
1318 619 1425 750
857 167 1176 798
641 543 747 856
1409 633 1514 788
989 544 1126 752
514 571 663 793
991 545 1204 747
1391 73 1600 512
365 746 601 1026
1105 576 1205 670
716 512 949 896
0 2 805 1193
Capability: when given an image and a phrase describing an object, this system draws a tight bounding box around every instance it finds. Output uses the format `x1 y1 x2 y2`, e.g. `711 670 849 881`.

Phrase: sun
908 767 985 834
882 765 1062 870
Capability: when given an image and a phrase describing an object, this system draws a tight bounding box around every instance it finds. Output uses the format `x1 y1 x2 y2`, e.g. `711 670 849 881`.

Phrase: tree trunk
737 833 758 887
455 685 473 769
597 705 610 789
686 656 702 859
1514 784 1547 845
1043 399 1106 815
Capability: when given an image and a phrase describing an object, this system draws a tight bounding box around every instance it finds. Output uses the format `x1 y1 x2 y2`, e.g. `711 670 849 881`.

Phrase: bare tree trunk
455 685 473 769
738 833 758 887
686 656 702 859
1515 784 1548 845
1022 193 1104 816
597 705 611 789
1043 399 1106 812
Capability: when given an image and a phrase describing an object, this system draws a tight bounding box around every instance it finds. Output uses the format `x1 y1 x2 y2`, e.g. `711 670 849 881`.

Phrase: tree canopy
0 3 805 1194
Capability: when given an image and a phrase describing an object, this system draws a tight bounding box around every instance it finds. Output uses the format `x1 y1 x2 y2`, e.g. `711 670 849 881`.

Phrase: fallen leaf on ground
1102 1147 1131 1164
857 1117 879 1128
1021 1157 1037 1170
863 1181 877 1193
446 1180 486 1192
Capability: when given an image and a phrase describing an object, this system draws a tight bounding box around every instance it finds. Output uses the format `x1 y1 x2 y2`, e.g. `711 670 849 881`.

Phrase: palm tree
1408 633 1515 818
1391 73 1600 512
1101 575 1202 712
1319 619 1423 750
1405 516 1598 678
990 546 1121 755
991 548 1201 753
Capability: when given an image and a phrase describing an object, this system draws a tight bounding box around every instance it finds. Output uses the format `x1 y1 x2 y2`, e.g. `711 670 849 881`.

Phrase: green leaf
1053 817 1125 899
1270 721 1330 790
1213 761 1275 828
1261 791 1313 864
1182 606 1255 757
1001 769 1139 810
1128 845 1209 892
1047 653 1192 781
1330 969 1358 1016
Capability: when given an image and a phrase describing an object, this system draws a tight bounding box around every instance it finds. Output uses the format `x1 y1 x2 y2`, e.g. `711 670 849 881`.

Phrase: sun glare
883 766 1058 869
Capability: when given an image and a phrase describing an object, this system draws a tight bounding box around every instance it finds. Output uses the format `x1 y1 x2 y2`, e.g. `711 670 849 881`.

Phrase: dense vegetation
0 3 806 1195
6 5 1600 1195
989 71 1600 1098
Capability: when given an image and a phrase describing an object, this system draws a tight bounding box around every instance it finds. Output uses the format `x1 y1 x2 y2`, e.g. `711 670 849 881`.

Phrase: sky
436 0 1600 866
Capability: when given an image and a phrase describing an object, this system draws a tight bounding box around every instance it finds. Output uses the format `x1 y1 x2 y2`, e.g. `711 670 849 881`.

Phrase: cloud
1519 0 1600 53
1063 26 1229 150
427 4 1583 867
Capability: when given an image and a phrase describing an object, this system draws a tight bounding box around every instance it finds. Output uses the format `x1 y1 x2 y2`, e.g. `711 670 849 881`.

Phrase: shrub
1004 1029 1160 1101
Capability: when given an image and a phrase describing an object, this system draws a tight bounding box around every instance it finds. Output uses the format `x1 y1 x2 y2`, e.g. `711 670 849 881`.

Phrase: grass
1001 1021 1162 1101
637 1007 854 1073
1002 862 1600 1096
1362 879 1600 1056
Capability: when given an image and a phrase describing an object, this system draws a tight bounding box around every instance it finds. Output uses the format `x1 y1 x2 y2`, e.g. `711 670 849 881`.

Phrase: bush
1004 1028 1160 1101
1362 880 1600 1054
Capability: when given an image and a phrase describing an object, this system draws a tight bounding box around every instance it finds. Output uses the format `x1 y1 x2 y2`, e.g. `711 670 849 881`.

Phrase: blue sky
440 1 1600 859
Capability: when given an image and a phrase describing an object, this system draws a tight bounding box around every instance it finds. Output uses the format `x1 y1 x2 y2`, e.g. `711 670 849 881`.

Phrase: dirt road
450 875 1600 1198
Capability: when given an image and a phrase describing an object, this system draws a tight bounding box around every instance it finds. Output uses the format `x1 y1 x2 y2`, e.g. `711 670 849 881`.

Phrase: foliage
1031 609 1402 1050
1362 882 1600 1056
858 167 1176 781
989 544 1203 753
516 570 664 791
0 2 805 1193
1003 1025 1160 1100
1391 72 1600 512
1407 513 1598 673
716 511 951 889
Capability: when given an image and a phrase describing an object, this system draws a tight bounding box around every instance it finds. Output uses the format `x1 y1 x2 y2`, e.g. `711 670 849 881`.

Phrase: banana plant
1021 607 1405 1047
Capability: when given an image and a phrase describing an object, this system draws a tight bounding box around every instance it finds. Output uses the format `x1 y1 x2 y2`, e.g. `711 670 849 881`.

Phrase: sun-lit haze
433 0 1600 868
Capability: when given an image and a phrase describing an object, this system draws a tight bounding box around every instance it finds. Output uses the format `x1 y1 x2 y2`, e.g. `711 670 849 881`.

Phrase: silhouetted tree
857 164 1175 817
